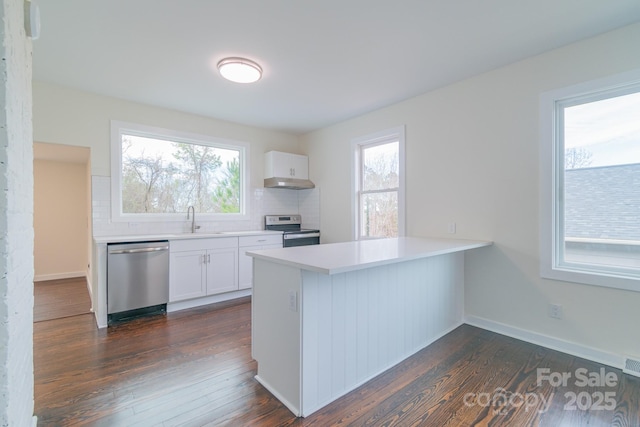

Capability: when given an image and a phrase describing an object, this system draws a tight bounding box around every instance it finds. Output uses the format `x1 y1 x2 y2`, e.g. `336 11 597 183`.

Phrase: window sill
541 265 639 292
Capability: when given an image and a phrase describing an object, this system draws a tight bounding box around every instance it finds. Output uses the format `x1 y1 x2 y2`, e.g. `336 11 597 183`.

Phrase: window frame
110 120 250 222
539 69 640 292
351 126 406 240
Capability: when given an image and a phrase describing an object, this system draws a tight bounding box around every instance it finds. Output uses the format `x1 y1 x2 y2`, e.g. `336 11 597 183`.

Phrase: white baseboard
167 289 252 313
254 375 301 417
34 271 85 282
85 273 95 313
465 315 624 370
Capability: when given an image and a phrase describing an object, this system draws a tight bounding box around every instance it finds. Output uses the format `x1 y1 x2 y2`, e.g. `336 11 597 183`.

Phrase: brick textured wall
0 0 35 425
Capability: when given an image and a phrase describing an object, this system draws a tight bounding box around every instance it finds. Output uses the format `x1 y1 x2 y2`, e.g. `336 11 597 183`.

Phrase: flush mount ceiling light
217 57 262 83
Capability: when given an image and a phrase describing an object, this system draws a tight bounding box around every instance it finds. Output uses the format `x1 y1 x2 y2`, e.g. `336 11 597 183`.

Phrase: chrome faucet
187 206 200 233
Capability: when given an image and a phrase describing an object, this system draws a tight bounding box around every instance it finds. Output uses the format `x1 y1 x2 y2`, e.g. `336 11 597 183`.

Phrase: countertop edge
249 252 332 274
93 230 283 244
247 237 492 275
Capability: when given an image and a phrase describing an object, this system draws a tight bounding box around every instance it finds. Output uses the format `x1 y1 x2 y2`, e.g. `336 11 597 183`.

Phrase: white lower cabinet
170 237 239 302
238 235 282 290
207 247 238 295
169 250 207 301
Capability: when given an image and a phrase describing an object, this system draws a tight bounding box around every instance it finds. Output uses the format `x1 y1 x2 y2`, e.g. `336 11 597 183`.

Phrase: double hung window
352 126 405 240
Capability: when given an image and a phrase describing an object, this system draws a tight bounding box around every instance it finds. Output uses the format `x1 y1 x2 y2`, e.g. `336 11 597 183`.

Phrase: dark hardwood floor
34 298 640 426
34 277 91 322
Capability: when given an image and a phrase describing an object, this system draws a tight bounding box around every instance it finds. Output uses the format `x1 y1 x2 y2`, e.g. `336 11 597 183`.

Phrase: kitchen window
540 70 640 291
110 121 249 221
352 126 405 240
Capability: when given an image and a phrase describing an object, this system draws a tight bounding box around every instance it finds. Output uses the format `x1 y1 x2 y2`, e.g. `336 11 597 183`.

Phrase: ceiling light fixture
217 57 262 83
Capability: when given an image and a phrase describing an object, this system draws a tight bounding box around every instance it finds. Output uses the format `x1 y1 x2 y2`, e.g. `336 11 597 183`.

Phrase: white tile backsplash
263 187 299 216
92 175 321 237
298 188 320 230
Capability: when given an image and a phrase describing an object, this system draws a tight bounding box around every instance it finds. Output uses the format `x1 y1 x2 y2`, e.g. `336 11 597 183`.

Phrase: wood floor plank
34 298 640 426
34 277 91 322
611 372 640 427
333 336 502 426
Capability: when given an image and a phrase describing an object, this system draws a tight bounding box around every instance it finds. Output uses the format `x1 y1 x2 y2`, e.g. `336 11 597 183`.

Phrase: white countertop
93 230 282 244
247 236 492 275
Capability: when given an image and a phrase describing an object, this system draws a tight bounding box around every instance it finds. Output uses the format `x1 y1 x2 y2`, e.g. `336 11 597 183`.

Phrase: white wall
33 82 316 236
0 0 34 424
302 23 640 364
33 81 302 180
34 159 89 281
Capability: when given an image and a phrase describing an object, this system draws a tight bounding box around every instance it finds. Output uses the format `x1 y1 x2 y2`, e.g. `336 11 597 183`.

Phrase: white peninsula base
249 237 490 417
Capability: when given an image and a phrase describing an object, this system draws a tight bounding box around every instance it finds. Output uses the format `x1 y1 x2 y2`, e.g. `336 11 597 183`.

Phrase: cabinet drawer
171 237 238 252
239 234 282 247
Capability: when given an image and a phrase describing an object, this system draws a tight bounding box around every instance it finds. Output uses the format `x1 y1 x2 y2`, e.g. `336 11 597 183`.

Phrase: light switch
288 291 297 312
448 222 456 234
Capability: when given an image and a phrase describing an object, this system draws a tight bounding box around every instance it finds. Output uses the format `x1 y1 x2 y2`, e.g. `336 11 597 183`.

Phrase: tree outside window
121 135 240 214
352 126 405 240
111 121 248 221
360 142 399 238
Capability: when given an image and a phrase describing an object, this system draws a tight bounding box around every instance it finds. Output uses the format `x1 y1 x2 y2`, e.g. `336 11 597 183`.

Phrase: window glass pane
121 134 240 214
562 90 640 271
360 191 398 238
362 141 399 191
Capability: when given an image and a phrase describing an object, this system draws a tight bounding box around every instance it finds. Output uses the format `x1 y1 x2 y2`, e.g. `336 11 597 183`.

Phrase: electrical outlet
549 303 563 319
448 222 456 234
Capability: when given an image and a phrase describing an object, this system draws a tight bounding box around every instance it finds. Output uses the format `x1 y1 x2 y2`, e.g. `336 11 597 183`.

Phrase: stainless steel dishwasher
107 241 170 323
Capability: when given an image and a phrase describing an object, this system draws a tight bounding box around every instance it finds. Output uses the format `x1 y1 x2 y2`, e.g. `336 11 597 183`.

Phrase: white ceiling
33 0 640 135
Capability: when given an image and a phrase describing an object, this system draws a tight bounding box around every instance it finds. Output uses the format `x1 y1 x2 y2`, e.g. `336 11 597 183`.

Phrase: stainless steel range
264 215 320 247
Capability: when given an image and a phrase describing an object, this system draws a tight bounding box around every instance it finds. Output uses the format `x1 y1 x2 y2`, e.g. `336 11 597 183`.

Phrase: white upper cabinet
264 151 309 180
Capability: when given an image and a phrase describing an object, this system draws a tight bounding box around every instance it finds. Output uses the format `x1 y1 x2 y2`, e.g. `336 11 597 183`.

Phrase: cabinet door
206 247 238 295
170 250 207 302
289 153 309 179
266 151 309 179
239 243 282 290
265 151 286 177
239 245 260 290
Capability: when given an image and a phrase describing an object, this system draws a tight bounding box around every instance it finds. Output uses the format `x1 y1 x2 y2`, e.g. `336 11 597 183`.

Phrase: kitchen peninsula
248 236 491 417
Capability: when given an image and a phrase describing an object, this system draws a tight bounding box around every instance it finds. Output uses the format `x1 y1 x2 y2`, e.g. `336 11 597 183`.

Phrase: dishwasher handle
108 245 169 255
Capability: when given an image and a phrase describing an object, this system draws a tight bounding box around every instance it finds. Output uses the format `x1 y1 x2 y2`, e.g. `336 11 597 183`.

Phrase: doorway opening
33 142 92 321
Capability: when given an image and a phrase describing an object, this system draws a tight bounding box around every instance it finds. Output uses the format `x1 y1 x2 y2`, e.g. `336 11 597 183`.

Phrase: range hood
264 151 315 190
264 176 315 190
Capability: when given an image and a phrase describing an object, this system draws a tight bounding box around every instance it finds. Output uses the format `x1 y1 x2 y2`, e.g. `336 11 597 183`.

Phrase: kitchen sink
168 232 226 237
167 230 281 238
217 231 267 235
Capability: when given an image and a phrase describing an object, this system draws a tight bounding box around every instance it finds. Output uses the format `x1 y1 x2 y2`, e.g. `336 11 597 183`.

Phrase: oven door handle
284 232 320 239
